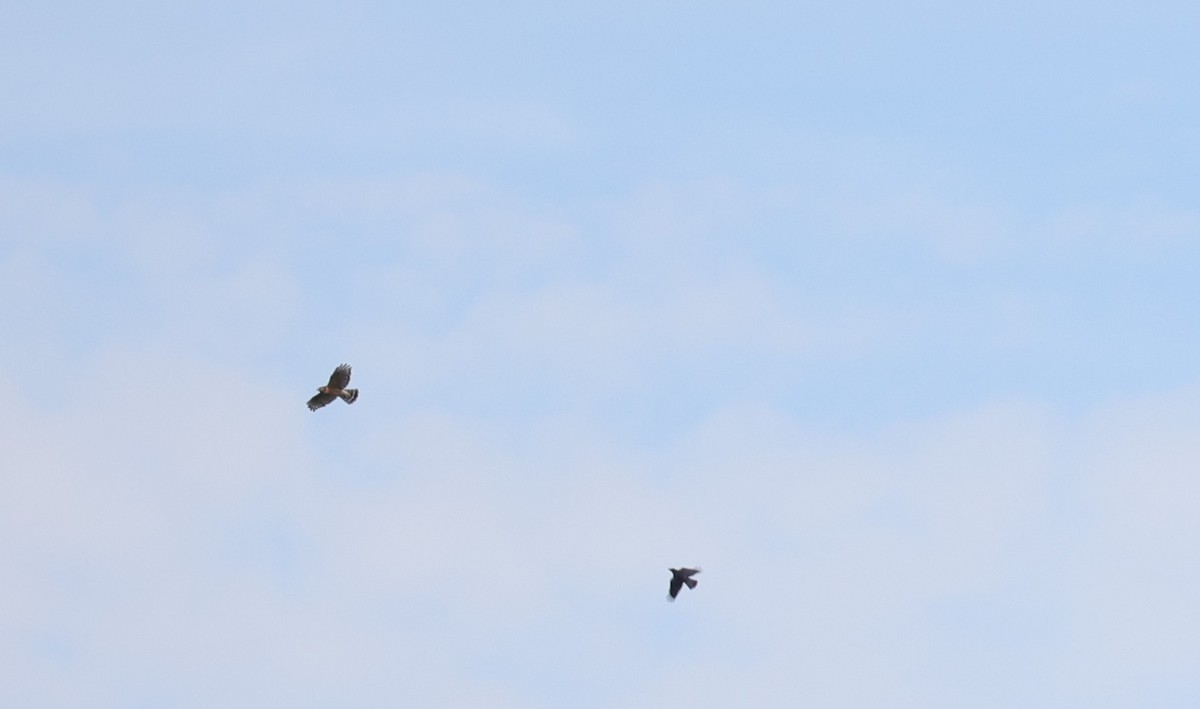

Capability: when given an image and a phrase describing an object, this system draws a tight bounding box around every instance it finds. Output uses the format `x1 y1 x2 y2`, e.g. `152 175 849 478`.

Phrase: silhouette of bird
667 567 701 601
307 364 359 411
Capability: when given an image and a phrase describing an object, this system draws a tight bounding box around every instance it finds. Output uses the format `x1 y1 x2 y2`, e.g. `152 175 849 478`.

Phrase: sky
3 1 1200 706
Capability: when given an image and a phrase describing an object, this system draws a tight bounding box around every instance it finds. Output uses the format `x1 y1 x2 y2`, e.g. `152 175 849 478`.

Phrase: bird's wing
668 577 683 599
327 364 352 389
680 567 701 578
307 392 337 411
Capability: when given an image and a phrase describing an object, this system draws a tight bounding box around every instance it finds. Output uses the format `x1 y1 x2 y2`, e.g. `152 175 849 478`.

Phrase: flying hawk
307 364 359 411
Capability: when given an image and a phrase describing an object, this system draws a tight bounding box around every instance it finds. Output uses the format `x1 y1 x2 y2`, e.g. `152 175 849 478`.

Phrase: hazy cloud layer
4 358 1199 706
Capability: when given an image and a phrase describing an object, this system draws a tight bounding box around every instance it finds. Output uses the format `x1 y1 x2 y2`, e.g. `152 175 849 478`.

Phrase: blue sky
4 1 1200 707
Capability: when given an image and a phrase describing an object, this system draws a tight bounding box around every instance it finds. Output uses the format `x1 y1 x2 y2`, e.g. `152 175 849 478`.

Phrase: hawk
307 364 359 411
667 567 701 602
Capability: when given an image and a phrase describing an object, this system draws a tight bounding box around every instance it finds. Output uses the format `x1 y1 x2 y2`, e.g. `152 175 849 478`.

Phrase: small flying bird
667 567 701 602
307 364 360 411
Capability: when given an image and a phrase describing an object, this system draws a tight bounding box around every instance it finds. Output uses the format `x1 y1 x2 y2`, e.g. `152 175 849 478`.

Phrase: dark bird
307 364 360 411
667 567 701 601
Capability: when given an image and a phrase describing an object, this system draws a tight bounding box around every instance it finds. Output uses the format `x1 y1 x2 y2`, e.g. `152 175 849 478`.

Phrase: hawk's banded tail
340 388 359 404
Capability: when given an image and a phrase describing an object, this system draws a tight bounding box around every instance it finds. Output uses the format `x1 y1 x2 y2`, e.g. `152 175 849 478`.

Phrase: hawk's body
308 364 359 411
668 567 701 601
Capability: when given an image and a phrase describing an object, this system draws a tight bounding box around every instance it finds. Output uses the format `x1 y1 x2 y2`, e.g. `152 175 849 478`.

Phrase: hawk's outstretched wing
307 392 337 411
327 364 352 389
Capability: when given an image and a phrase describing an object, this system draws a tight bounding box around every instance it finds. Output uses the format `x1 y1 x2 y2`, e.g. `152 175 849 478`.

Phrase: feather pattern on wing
327 364 352 389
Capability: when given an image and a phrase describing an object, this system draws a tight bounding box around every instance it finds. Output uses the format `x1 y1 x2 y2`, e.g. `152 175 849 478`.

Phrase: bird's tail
684 578 698 590
340 388 359 404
